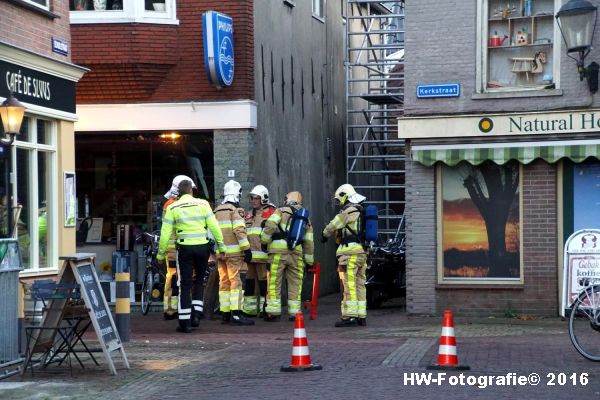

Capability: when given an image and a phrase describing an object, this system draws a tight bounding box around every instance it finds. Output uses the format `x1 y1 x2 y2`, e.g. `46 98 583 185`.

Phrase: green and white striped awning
411 139 600 166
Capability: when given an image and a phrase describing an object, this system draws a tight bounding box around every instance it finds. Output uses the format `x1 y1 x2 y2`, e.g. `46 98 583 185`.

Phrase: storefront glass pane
16 148 31 269
37 119 51 145
0 145 9 238
440 161 521 282
38 151 50 268
19 117 31 143
573 160 600 231
75 132 214 243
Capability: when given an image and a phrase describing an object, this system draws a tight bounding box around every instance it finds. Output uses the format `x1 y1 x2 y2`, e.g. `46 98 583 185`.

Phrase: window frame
13 115 58 274
69 0 178 25
21 0 49 11
476 0 561 95
436 162 524 286
312 0 325 20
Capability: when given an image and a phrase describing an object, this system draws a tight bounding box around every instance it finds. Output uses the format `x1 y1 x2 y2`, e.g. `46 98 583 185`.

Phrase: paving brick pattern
2 296 600 399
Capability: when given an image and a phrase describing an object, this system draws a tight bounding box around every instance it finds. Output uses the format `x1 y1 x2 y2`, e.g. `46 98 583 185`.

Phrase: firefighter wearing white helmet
161 175 198 320
260 191 314 321
157 179 225 333
322 183 368 327
243 185 275 317
214 180 254 325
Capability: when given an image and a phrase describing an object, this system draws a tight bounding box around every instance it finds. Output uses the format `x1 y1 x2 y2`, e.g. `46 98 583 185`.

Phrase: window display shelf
489 42 552 49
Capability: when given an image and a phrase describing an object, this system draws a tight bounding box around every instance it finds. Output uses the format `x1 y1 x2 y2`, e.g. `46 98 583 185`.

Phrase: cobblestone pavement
2 295 600 399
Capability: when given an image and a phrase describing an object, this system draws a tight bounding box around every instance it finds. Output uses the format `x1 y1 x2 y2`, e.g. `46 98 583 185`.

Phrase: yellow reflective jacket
323 204 366 256
260 206 314 264
157 194 225 260
214 202 250 257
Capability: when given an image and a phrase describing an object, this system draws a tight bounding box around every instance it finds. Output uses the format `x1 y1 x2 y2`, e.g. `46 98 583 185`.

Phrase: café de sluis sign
203 11 234 88
398 110 600 139
1 59 76 114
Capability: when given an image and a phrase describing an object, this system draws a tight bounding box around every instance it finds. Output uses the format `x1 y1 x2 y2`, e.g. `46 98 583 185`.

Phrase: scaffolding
345 0 405 246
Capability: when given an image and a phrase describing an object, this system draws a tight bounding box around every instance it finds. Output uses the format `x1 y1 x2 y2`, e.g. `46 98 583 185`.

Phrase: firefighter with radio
260 191 314 322
214 180 255 326
157 179 226 333
322 183 368 327
243 185 275 317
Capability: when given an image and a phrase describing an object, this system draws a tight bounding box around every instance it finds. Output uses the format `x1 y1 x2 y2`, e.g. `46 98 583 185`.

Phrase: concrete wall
252 0 346 294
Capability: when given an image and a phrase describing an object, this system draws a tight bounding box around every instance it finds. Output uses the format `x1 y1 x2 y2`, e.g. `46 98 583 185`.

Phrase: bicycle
568 278 600 361
136 231 165 315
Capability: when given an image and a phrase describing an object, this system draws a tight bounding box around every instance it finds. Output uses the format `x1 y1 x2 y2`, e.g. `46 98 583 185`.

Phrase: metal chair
23 280 97 376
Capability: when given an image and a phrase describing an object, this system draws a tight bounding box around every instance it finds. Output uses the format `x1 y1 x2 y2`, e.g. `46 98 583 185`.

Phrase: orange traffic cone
281 312 322 372
427 310 470 370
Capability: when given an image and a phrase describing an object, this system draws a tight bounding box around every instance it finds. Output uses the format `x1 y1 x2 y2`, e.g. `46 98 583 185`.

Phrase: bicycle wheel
569 285 600 361
140 269 153 315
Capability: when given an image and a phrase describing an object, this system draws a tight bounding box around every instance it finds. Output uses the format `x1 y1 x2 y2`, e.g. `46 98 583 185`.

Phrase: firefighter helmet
249 185 270 204
223 180 243 203
334 183 365 205
164 175 196 199
285 191 303 206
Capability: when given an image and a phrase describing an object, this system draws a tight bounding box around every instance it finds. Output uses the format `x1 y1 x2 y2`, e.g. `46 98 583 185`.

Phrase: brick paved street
2 294 600 399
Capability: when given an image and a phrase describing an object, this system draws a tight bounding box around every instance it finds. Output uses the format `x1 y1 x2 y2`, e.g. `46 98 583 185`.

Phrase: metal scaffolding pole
345 0 405 245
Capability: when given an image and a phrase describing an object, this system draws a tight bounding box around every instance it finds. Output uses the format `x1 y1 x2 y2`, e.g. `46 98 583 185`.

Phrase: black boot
191 311 200 327
263 313 281 322
231 310 255 326
334 317 359 327
221 312 231 324
358 318 367 326
176 320 192 333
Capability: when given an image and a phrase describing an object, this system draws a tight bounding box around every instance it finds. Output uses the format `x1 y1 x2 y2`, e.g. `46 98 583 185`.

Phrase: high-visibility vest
157 194 225 260
323 204 365 256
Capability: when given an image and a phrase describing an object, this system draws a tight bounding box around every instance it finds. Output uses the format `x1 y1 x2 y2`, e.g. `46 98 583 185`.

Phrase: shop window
13 117 57 272
563 160 600 241
437 161 523 284
313 0 324 19
69 0 176 24
75 132 213 243
478 0 558 93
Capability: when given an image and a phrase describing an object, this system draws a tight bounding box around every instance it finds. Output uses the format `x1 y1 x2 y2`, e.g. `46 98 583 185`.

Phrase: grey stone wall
250 0 347 295
404 159 437 315
213 129 254 202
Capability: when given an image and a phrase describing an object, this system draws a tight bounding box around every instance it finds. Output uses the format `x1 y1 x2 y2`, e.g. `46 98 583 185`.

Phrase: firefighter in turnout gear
260 191 314 321
243 185 275 317
214 180 255 326
161 175 197 320
322 184 368 327
157 179 226 333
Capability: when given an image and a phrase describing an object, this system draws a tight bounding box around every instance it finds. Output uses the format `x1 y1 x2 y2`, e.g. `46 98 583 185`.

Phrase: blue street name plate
416 83 460 98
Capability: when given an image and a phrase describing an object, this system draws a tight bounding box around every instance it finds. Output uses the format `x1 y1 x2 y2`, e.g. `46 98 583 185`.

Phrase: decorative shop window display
71 0 167 11
439 161 522 284
486 0 555 91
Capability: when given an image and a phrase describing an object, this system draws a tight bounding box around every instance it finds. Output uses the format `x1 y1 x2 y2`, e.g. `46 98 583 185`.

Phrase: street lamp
0 93 24 239
556 0 599 93
0 93 25 144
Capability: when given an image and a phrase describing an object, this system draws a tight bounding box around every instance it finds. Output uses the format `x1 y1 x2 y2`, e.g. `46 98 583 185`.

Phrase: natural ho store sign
562 229 600 316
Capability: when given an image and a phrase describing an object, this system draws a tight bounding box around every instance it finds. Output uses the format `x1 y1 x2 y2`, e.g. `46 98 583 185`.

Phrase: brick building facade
400 0 600 316
69 0 345 291
0 0 86 275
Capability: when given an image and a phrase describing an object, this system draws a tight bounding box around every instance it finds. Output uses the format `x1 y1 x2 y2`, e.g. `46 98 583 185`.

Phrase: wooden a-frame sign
24 253 129 375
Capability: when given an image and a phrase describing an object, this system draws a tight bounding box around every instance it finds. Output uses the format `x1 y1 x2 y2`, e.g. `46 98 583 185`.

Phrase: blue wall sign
52 38 68 56
203 11 234 88
416 83 460 98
